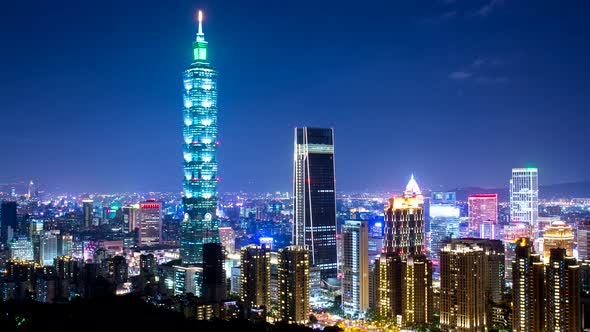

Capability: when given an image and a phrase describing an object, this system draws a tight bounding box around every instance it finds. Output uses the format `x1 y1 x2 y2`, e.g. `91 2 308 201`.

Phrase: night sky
1 0 589 193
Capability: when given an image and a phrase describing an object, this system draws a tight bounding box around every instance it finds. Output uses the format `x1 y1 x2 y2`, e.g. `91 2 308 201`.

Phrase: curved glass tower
180 11 220 265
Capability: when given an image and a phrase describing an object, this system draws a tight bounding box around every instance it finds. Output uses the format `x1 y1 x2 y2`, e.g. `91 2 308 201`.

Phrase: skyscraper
510 168 539 228
82 200 93 228
240 244 271 314
139 200 162 246
578 225 590 260
277 245 310 324
428 195 460 263
440 242 486 332
341 220 369 317
202 242 226 302
402 255 433 326
218 227 235 254
512 238 544 332
293 127 337 279
121 204 139 233
39 231 58 266
180 10 220 265
383 175 425 259
542 221 574 263
468 194 498 237
1 201 17 244
546 248 580 332
9 236 34 261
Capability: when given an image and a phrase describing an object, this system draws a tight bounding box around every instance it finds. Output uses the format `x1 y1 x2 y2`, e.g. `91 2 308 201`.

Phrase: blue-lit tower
180 11 220 265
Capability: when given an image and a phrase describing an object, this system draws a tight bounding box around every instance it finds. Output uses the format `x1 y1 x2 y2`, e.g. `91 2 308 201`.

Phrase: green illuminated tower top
193 10 208 61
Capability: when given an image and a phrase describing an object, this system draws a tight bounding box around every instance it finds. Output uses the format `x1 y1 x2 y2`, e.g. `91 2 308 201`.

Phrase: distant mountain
445 182 590 202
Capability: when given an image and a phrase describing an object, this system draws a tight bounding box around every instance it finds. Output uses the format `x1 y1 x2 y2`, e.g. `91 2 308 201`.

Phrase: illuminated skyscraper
277 245 309 324
218 227 235 254
139 200 162 246
542 221 574 263
39 231 58 266
512 238 544 332
383 175 425 259
121 204 139 233
82 200 93 228
376 175 425 321
9 236 34 261
429 195 460 263
510 168 539 228
180 10 220 265
341 220 369 318
293 127 337 279
440 242 486 332
402 255 433 326
545 248 580 332
468 194 498 237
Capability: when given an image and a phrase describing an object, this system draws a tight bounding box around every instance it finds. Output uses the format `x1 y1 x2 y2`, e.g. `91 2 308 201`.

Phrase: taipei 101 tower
180 11 220 265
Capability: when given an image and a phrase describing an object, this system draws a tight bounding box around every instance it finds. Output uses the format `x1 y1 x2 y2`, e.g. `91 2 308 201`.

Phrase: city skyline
1 1 590 193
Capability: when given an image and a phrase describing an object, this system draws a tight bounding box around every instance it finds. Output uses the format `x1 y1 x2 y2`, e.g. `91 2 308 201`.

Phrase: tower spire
197 10 205 41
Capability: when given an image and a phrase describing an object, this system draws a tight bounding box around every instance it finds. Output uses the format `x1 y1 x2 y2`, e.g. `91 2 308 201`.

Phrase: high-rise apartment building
402 255 433 326
512 238 544 332
545 248 580 332
293 127 337 280
542 221 574 263
180 11 220 265
240 244 271 313
341 220 369 317
440 242 486 332
510 168 539 229
277 245 309 324
468 194 498 237
139 200 162 246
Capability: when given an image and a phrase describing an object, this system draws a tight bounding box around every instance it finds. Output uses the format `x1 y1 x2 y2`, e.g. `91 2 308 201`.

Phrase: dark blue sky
1 0 589 193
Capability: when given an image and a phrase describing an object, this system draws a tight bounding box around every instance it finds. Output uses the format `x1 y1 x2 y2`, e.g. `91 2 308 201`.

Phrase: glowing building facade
139 201 162 246
293 127 337 279
510 168 539 228
341 220 369 318
240 244 271 313
468 194 498 237
542 221 574 263
402 255 433 326
545 248 580 332
180 11 220 265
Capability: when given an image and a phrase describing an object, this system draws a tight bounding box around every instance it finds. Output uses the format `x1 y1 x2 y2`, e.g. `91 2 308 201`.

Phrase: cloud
449 71 473 80
475 76 510 84
449 56 509 83
471 0 505 17
420 11 457 24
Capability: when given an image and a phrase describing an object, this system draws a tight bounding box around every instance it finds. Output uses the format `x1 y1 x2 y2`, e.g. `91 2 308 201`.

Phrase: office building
121 205 139 233
429 199 460 263
202 242 226 302
277 245 309 324
468 194 497 237
139 200 162 246
218 227 235 254
512 238 544 332
180 10 221 265
1 201 17 244
440 242 486 332
40 231 58 266
542 221 574 263
240 244 271 313
402 255 433 326
383 174 425 259
293 127 337 280
545 248 580 332
82 200 93 228
9 236 34 261
58 233 73 257
510 168 539 229
174 265 202 296
341 220 369 318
